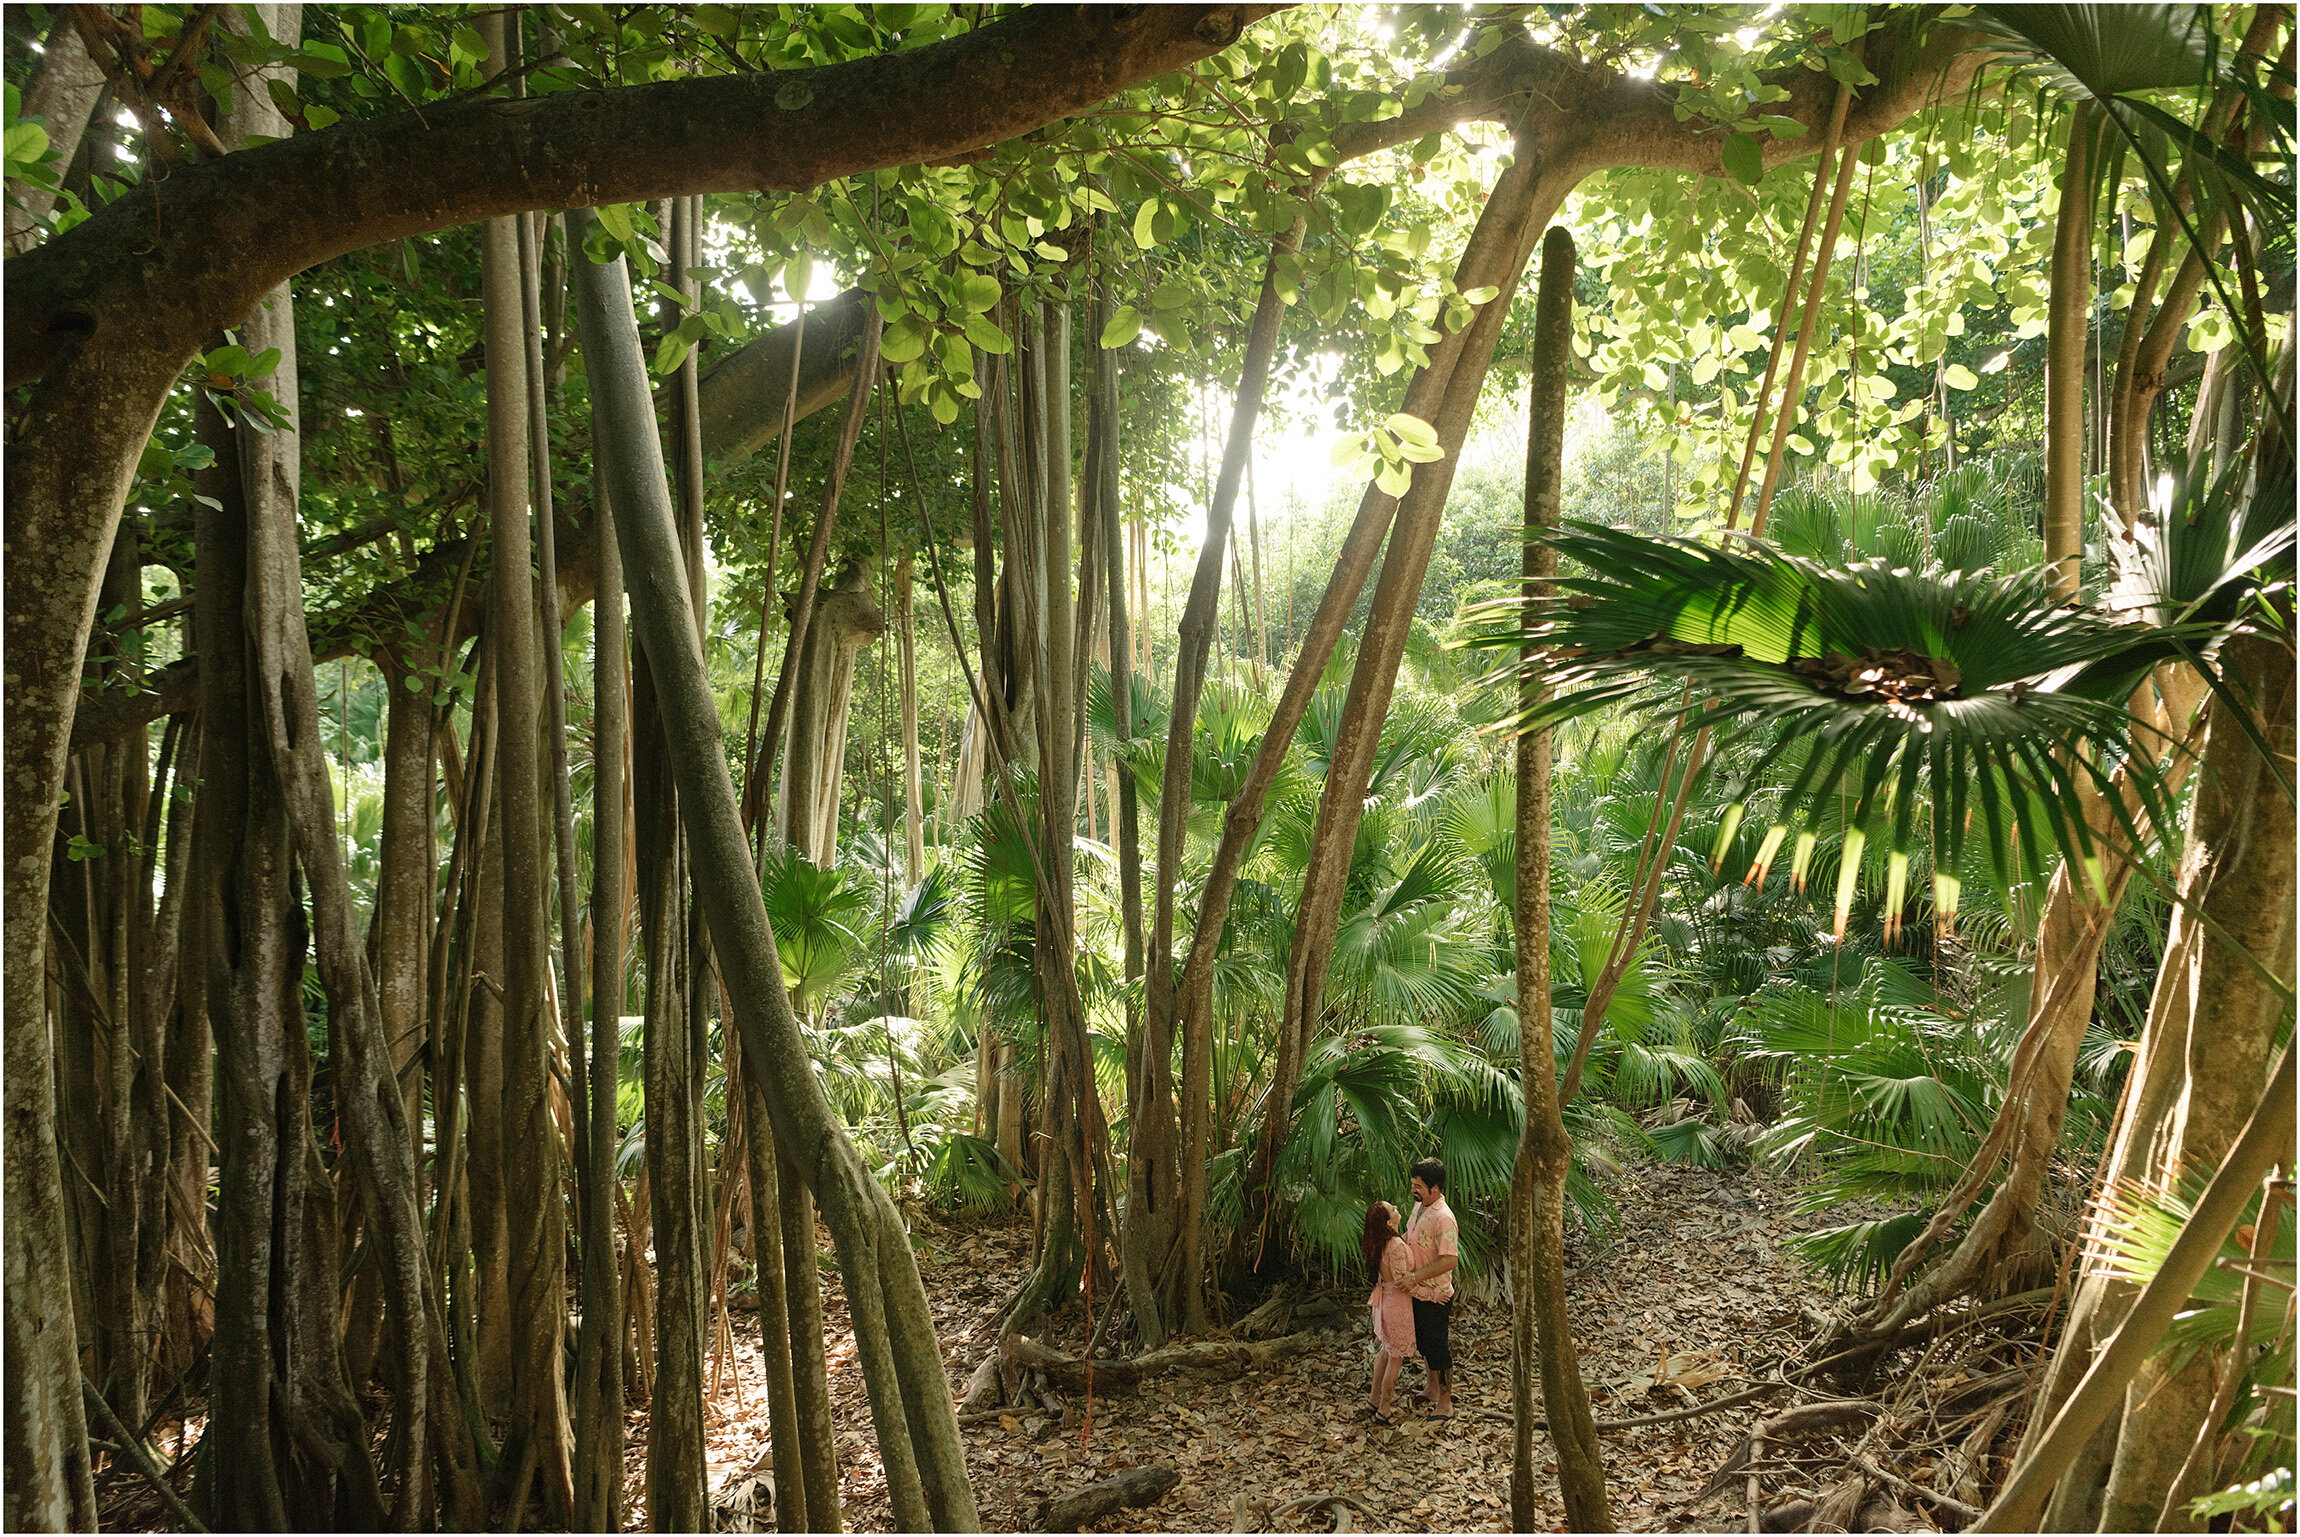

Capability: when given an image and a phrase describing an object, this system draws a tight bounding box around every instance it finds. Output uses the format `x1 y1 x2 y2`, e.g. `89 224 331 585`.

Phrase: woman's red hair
1361 1202 1396 1280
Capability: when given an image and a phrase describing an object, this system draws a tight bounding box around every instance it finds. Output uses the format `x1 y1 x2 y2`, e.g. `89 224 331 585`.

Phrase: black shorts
1412 1298 1452 1377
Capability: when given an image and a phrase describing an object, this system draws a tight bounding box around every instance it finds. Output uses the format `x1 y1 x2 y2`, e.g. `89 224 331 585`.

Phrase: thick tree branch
6 4 1274 389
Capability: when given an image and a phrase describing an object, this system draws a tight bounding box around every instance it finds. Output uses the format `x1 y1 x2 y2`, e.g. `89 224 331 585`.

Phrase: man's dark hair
1411 1156 1445 1192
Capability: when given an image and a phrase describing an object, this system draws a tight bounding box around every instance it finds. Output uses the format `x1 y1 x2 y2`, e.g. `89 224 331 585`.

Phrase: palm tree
1521 439 2291 1535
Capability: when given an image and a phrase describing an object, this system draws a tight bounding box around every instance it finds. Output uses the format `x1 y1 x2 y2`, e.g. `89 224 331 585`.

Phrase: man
1401 1156 1458 1419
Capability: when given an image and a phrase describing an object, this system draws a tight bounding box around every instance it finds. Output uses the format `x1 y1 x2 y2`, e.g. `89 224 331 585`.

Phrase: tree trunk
190 15 392 1523
129 710 193 1429
2023 625 2295 1533
573 232 980 1531
477 20 574 1512
164 710 217 1395
634 651 710 1532
2104 8 2281 523
347 646 435 1393
1844 666 2210 1352
898 557 927 884
1234 149 1562 1279
765 319 885 850
575 231 979 1537
737 1068 812 1534
83 527 156 1434
0 166 161 1537
1509 227 1613 1535
4 12 105 253
2045 100 2100 597
783 568 888 867
464 810 515 1418
1004 298 1103 1338
779 1149 846 1531
1139 213 1300 1327
1096 247 1165 1348
187 359 303 1529
524 188 589 1237
570 335 629 1530
1982 1048 2293 1535
236 185 456 1530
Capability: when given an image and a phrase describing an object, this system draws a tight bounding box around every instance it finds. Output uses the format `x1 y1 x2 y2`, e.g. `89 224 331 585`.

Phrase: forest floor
92 1157 1973 1533
654 1156 1885 1534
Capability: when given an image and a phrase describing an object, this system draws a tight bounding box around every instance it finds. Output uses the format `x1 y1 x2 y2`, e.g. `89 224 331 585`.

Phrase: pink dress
1368 1236 1415 1356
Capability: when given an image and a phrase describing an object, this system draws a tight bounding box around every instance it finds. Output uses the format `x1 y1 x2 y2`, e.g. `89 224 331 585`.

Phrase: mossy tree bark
898 556 928 885
1507 226 1613 1535
188 16 390 1524
570 356 629 1529
2026 627 2296 1533
1096 243 1166 1348
2044 99 2101 597
477 19 573 1516
574 229 982 1529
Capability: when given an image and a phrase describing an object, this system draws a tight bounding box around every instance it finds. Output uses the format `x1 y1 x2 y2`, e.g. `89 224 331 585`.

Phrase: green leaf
1099 305 1143 350
266 78 304 119
595 203 636 244
647 331 691 377
3 121 48 168
303 102 339 129
1132 199 1161 251
1272 41 1309 99
879 318 929 364
958 272 1001 313
291 47 351 79
1722 133 1765 187
1385 411 1439 450
962 312 1011 355
1375 460 1413 497
1943 363 1980 390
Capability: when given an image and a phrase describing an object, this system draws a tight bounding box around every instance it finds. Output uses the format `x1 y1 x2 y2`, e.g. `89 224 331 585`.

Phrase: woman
1362 1201 1414 1424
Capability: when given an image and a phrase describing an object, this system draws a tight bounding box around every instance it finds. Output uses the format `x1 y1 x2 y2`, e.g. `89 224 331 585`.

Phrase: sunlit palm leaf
1485 522 2202 935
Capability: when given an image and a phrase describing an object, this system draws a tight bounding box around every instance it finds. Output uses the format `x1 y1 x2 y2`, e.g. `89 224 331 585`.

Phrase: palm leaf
1482 523 2203 934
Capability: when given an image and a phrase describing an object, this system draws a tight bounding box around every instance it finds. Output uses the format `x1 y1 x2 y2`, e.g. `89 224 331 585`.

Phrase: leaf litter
656 1157 1956 1534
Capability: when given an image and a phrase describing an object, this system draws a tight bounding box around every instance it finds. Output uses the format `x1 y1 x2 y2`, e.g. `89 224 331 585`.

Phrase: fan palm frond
1969 4 2293 423
2097 1168 2290 1362
1440 771 1517 915
1491 522 2205 936
760 845 871 1017
890 864 958 962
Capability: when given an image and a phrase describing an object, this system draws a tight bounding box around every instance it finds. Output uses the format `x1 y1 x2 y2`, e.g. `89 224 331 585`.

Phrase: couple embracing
1361 1156 1457 1427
